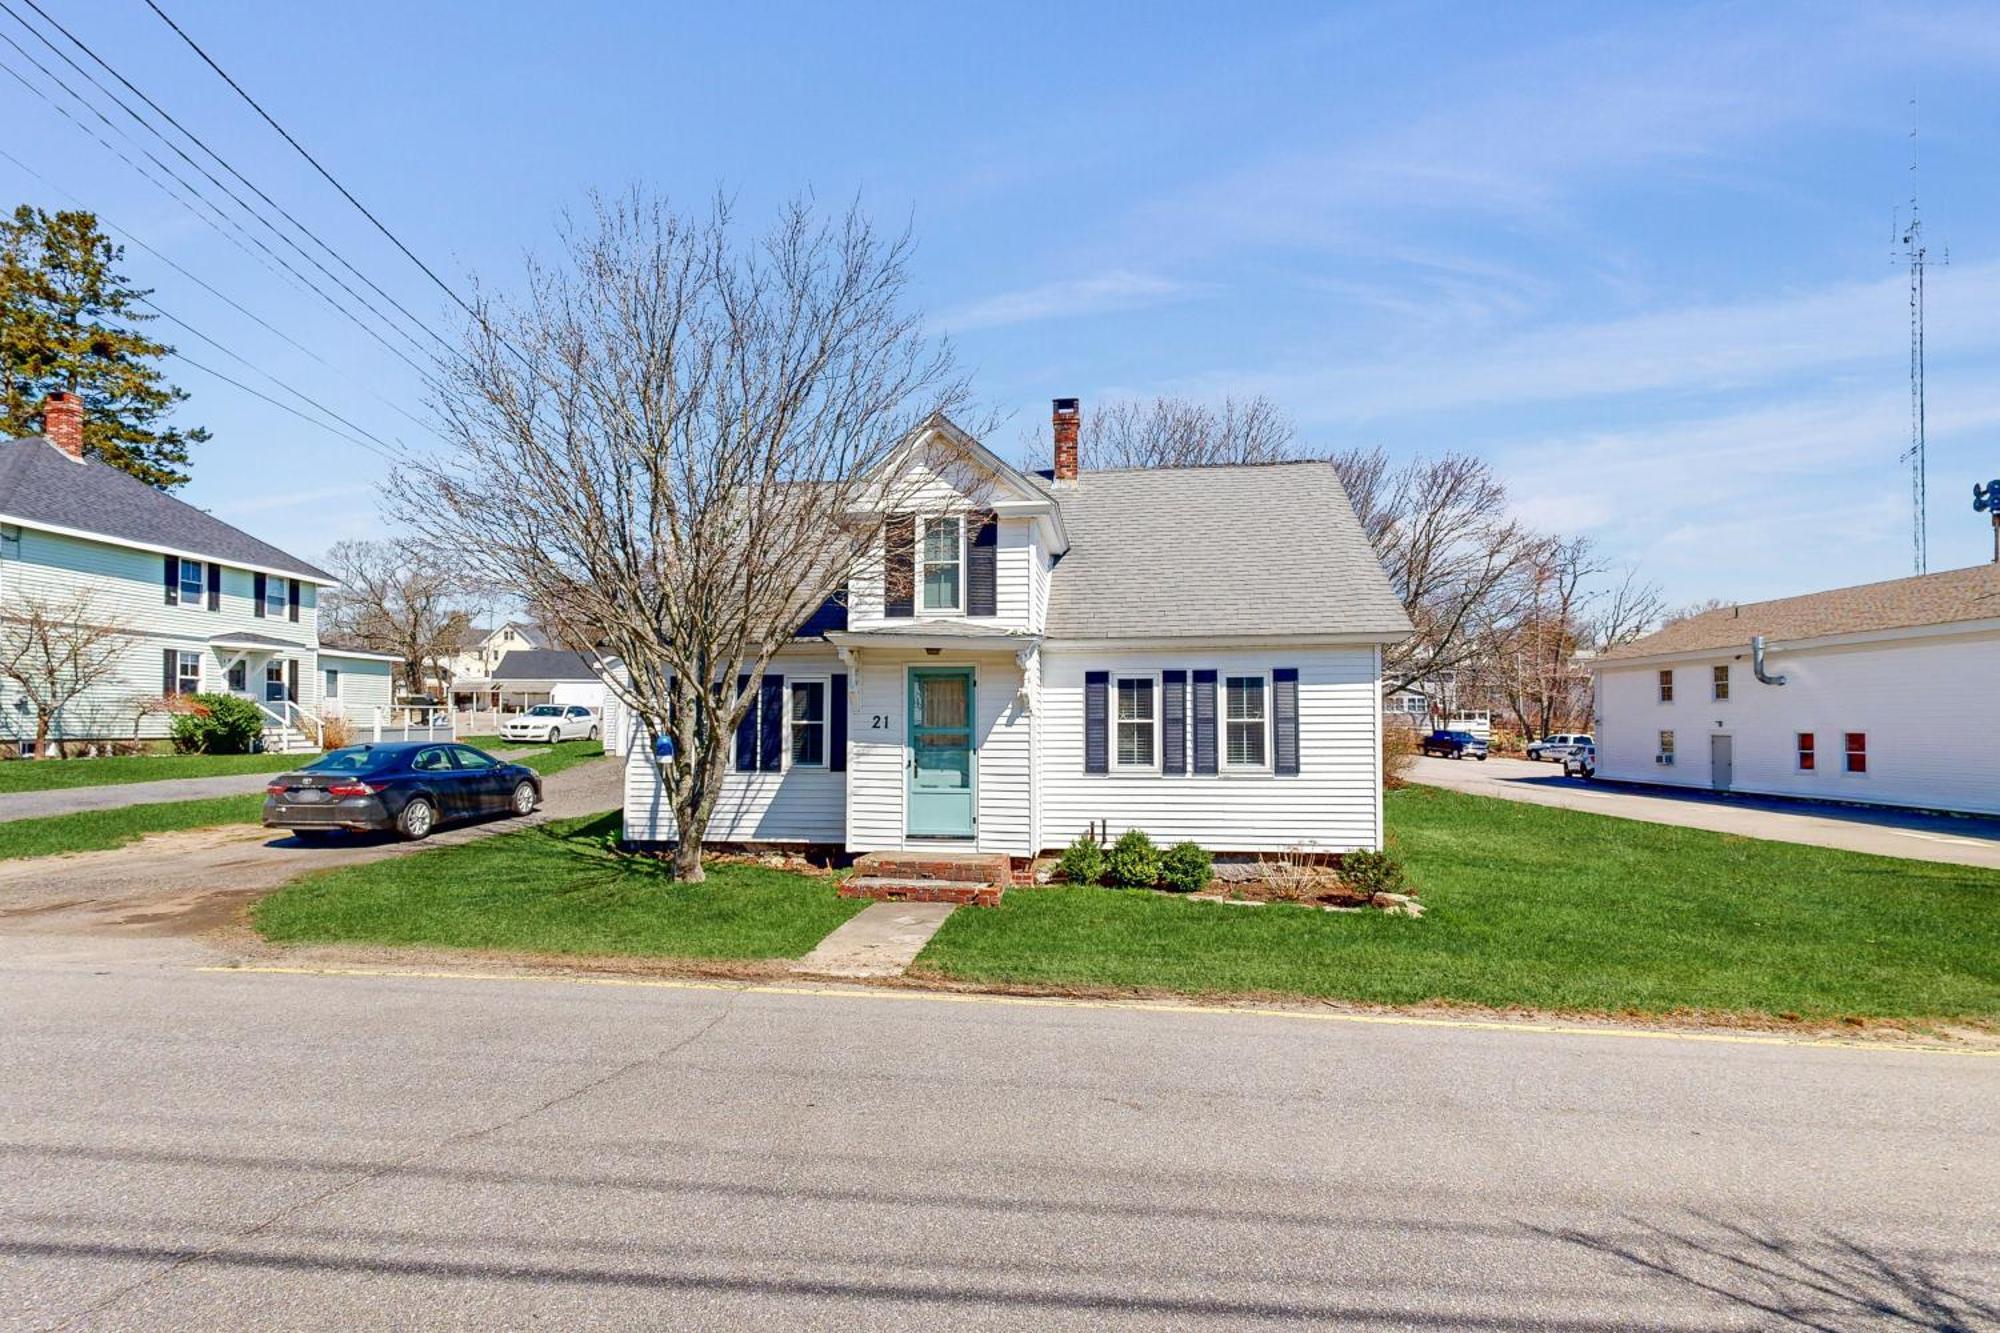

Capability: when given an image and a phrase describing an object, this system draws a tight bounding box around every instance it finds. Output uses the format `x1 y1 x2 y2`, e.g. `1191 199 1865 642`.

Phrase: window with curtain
1115 676 1155 768
790 680 826 768
1224 675 1267 768
921 516 961 611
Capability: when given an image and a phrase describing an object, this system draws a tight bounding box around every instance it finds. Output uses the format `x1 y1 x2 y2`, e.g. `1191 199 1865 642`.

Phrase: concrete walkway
0 745 539 823
1413 755 2000 870
791 901 957 978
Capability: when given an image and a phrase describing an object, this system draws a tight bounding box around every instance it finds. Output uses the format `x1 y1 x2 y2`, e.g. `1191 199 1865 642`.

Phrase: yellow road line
195 964 2000 1059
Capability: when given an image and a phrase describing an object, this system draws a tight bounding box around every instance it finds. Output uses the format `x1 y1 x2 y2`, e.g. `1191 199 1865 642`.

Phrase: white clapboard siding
0 525 325 742
1037 645 1382 852
621 647 849 844
843 647 1032 855
318 654 396 722
1594 628 2000 815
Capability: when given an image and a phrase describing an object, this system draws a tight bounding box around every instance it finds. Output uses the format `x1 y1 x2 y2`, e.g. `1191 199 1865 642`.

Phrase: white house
622 400 1412 860
0 394 395 753
451 648 607 714
1593 561 2000 815
437 621 549 693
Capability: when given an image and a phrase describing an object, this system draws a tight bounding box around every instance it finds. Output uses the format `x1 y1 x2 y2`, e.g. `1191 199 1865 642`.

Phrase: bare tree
1330 446 1547 696
321 540 486 697
1663 596 1731 626
1062 394 1297 470
399 193 966 881
0 592 132 758
1485 538 1665 739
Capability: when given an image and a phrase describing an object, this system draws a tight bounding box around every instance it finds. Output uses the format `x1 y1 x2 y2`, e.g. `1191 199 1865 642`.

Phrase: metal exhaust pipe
1751 635 1786 686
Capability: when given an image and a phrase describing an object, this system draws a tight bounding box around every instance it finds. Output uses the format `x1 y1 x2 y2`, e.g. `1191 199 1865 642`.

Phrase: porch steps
839 877 1004 908
262 726 317 754
841 851 1011 908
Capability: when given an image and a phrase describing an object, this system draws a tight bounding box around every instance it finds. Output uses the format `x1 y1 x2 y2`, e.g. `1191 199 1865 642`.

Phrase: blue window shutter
253 571 267 618
830 673 848 772
759 674 784 771
206 562 221 612
287 579 300 623
1192 670 1218 775
1084 670 1109 774
733 673 756 770
1273 668 1300 776
163 555 178 605
1161 670 1187 776
884 514 914 618
966 510 998 616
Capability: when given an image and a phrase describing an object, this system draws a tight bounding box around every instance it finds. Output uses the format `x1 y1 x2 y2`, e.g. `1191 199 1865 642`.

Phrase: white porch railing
256 700 325 752
367 706 458 743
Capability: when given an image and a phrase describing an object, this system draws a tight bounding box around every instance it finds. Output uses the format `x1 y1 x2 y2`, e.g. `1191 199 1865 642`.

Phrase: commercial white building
1593 562 2000 816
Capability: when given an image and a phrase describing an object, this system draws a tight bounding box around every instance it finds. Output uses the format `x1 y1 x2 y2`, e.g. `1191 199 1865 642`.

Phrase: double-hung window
1844 732 1867 774
1711 665 1730 701
920 516 962 612
265 575 287 618
174 651 201 695
1657 669 1674 703
1657 730 1676 765
789 679 826 768
178 558 204 608
1114 675 1156 770
1224 674 1268 769
1796 732 1815 771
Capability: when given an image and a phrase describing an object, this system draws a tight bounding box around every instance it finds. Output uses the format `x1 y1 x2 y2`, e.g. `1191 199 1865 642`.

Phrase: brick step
850 851 1011 885
839 877 1004 908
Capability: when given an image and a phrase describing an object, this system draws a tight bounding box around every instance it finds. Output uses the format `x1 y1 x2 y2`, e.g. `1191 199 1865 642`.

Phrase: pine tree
0 205 206 488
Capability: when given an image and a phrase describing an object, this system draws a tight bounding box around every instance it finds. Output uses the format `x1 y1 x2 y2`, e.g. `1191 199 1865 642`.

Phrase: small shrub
1382 725 1418 789
1104 828 1161 889
1057 833 1106 886
169 693 266 754
1158 841 1213 893
1258 844 1336 902
1340 848 1410 898
318 716 354 751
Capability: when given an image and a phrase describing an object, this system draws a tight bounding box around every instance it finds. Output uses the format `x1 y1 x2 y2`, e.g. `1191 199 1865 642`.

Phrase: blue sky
6 1 2000 606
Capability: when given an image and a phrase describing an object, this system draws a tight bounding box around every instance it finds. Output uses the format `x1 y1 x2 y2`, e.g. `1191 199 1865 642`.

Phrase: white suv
1527 732 1593 762
501 704 600 744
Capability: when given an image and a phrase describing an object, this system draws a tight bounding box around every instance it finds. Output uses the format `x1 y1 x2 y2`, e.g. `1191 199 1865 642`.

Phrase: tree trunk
668 732 733 884
32 712 50 760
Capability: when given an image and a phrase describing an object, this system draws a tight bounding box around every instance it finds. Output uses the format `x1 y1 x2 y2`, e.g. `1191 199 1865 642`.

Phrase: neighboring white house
452 648 608 714
0 396 391 753
621 400 1412 857
1593 561 2000 815
437 621 549 693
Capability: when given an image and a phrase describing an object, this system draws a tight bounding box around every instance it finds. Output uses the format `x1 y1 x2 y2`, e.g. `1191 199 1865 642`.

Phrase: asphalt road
0 756 623 938
1413 754 2000 870
2 942 1995 1330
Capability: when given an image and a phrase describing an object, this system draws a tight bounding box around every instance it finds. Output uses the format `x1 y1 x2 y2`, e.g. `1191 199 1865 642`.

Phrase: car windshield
525 705 561 717
303 747 395 774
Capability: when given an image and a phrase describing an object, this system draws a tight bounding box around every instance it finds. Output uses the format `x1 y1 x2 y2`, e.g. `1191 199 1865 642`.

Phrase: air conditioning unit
1655 753 1674 766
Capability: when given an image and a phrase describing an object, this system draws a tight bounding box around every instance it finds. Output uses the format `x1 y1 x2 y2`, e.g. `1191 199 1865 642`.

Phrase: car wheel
547 727 560 744
397 797 436 841
587 726 599 741
510 781 537 816
1475 753 1487 762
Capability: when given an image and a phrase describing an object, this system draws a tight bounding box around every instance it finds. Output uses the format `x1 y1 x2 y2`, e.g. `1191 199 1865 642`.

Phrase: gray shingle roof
0 436 335 582
491 648 602 682
1044 462 1411 640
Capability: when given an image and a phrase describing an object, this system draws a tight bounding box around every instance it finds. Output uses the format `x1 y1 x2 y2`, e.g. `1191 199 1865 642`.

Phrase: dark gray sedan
263 742 541 841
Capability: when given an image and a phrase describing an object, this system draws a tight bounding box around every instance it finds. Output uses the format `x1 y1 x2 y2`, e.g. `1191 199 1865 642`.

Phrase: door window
265 662 286 703
228 660 247 692
911 673 971 791
411 747 456 773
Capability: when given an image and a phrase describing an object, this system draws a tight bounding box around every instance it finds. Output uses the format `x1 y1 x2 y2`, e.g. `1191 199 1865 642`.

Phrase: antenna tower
1899 102 1945 574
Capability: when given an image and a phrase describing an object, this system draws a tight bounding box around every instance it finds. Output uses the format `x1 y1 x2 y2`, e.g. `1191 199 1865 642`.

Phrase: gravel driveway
0 756 623 937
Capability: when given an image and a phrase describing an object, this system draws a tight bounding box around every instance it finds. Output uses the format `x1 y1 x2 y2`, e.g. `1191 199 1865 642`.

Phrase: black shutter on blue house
163 555 178 605
287 579 300 623
1273 668 1300 776
1084 671 1109 774
759 674 783 771
830 673 848 772
1192 670 1218 775
1161 669 1187 776
253 572 267 618
287 659 299 703
161 648 176 694
884 514 914 618
206 563 221 611
733 673 756 770
966 510 997 616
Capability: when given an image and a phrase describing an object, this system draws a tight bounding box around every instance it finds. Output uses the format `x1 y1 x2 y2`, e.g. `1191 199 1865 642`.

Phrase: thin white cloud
938 271 1197 331
209 483 376 519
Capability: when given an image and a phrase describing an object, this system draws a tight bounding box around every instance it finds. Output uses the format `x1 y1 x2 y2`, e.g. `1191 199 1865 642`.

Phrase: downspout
1750 636 1787 686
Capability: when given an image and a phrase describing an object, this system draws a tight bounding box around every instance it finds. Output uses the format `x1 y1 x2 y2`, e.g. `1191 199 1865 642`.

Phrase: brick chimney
1052 396 1080 484
42 392 84 461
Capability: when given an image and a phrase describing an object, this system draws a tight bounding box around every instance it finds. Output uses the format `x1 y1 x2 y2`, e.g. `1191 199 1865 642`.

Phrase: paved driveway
0 756 623 937
1414 754 2000 869
1 947 1995 1329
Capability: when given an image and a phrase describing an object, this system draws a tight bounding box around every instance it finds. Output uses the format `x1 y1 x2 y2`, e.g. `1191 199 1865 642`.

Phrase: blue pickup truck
1421 729 1489 761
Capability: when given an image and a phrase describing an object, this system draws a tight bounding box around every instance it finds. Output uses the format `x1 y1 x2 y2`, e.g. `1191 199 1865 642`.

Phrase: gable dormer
845 414 1066 635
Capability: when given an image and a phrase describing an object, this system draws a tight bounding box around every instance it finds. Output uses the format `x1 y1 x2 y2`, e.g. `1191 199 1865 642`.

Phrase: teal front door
908 668 975 838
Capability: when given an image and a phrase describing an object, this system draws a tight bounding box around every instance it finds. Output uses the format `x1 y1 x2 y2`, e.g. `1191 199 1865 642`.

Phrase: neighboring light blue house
0 397 398 753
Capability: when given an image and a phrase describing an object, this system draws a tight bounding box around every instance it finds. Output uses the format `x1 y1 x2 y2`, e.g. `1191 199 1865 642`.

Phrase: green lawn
0 795 264 860
0 751 316 793
256 813 863 960
913 787 2000 1023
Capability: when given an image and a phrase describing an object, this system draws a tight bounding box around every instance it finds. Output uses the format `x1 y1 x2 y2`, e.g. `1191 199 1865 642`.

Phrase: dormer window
921 516 963 612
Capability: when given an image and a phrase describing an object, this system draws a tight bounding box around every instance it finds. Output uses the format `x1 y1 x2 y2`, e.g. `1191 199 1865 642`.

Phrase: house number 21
870 714 890 730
